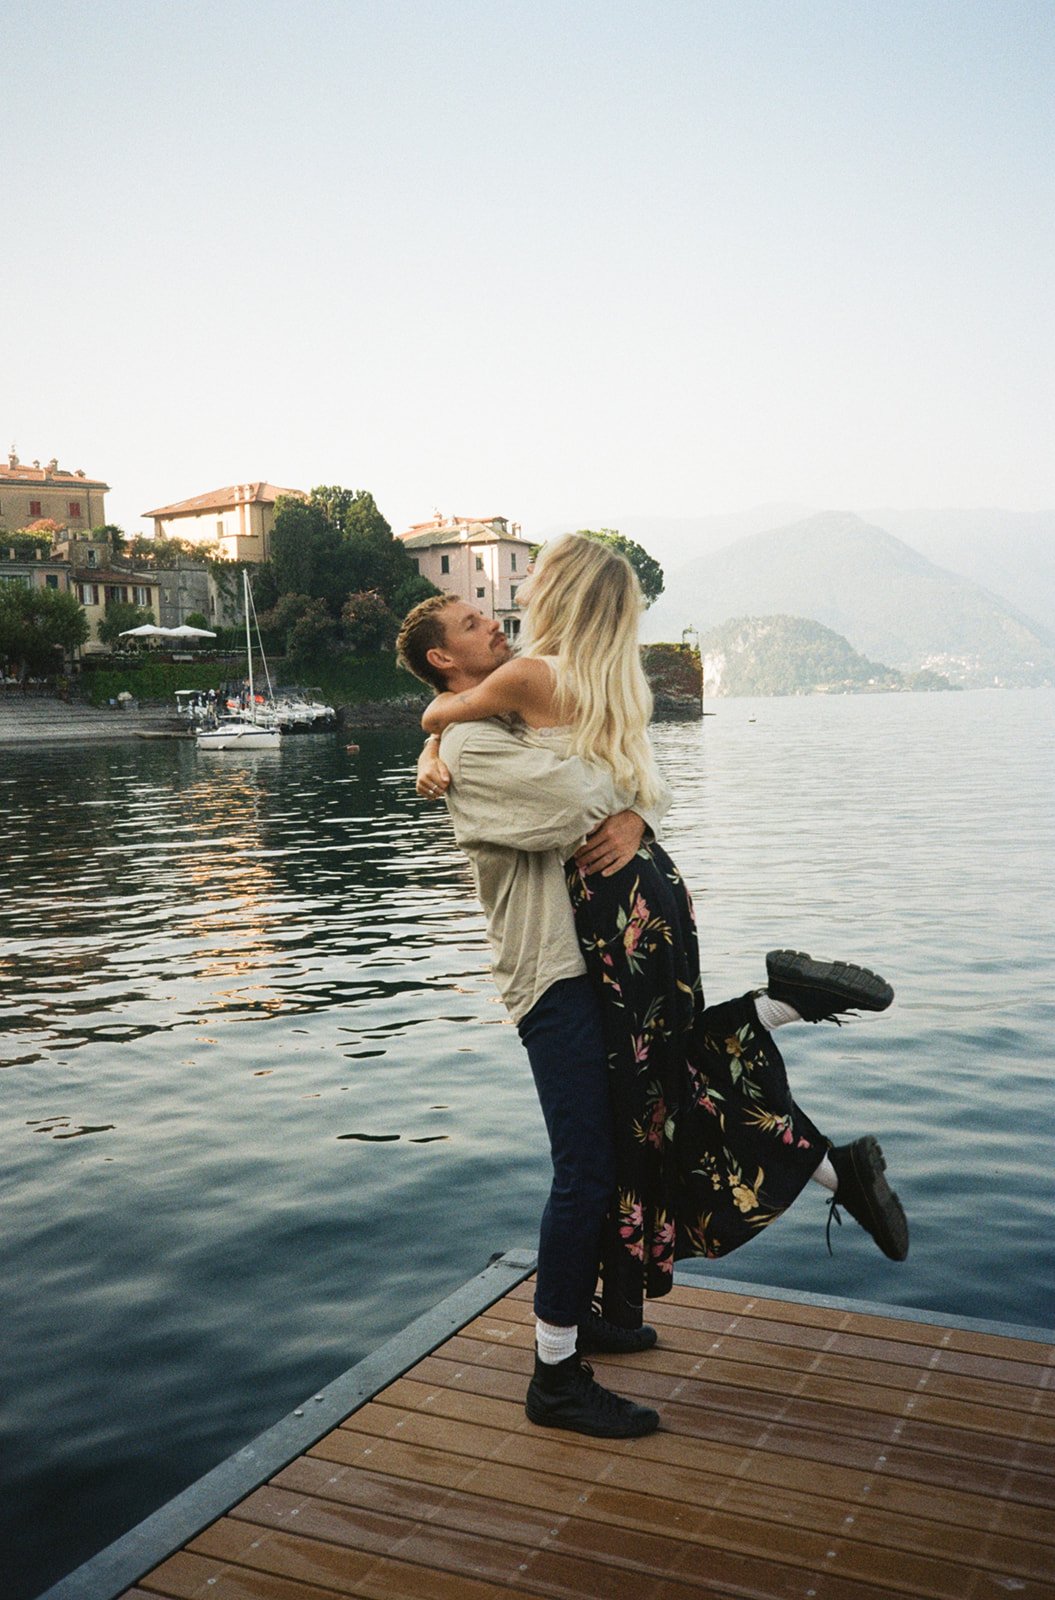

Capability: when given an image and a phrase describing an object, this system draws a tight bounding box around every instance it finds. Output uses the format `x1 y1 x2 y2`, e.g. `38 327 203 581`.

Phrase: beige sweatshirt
439 719 669 1024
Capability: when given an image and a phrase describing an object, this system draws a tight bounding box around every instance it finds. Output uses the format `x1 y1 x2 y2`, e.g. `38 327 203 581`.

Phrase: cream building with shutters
142 482 306 563
396 514 533 639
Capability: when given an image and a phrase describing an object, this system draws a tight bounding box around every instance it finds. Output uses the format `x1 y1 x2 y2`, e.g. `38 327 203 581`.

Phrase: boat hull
196 722 281 752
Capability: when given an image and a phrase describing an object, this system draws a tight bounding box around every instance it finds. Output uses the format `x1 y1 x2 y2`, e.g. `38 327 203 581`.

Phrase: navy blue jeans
517 975 616 1327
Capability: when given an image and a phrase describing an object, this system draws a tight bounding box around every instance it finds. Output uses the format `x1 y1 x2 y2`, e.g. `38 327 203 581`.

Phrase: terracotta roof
402 529 519 550
399 514 508 536
0 462 109 489
142 483 305 518
398 515 531 551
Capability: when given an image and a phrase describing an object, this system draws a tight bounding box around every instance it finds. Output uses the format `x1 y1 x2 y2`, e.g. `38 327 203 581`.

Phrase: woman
419 534 906 1323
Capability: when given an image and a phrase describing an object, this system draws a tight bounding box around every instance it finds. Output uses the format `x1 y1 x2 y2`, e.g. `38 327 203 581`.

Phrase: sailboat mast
244 570 254 708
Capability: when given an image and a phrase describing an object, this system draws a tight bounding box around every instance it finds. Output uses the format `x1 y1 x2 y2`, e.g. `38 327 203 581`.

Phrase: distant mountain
700 615 954 697
537 506 808 571
643 511 1055 689
863 508 1055 635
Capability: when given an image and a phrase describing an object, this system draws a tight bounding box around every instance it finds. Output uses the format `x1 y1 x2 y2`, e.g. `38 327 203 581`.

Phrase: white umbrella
118 623 167 637
167 624 217 638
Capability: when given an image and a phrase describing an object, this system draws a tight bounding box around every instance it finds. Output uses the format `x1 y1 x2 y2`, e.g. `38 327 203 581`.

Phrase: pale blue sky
6 0 1053 542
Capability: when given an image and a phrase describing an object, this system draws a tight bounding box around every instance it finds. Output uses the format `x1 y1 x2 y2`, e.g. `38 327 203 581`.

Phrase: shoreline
0 691 429 746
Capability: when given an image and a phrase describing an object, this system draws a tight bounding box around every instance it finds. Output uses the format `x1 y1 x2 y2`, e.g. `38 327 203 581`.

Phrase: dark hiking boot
826 1135 909 1261
766 949 894 1024
579 1303 658 1355
525 1351 660 1437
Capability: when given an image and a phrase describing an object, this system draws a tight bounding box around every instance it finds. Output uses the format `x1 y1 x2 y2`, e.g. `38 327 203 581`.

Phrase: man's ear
425 645 454 675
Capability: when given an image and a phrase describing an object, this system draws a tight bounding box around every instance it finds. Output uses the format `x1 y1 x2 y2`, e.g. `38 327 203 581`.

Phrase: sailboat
196 573 282 751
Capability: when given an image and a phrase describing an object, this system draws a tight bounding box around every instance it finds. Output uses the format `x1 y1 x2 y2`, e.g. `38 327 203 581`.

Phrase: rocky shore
0 692 184 746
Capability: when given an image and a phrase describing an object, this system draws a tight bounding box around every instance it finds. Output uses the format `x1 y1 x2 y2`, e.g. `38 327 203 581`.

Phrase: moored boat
197 575 282 753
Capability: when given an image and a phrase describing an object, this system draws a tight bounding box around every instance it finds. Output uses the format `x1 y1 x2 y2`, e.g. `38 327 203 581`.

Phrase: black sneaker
766 949 894 1024
578 1306 658 1355
827 1135 909 1261
525 1352 660 1437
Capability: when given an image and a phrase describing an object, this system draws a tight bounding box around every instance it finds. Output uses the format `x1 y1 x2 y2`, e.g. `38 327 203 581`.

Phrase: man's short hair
395 595 455 692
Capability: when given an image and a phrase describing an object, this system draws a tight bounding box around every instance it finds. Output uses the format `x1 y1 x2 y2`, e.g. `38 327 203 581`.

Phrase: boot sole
847 1135 909 1261
767 949 894 1015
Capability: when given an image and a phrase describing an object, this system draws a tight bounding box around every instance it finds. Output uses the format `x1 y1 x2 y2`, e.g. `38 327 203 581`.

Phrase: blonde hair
521 534 662 808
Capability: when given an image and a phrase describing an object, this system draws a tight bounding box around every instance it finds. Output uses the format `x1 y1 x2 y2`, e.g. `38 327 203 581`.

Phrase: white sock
811 1154 839 1193
536 1318 578 1365
754 993 802 1030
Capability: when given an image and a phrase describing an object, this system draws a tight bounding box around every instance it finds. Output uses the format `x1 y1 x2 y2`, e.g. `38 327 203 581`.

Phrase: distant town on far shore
2 451 1053 695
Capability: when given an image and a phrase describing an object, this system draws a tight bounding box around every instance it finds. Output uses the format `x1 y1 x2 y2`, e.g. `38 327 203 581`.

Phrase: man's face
430 601 512 688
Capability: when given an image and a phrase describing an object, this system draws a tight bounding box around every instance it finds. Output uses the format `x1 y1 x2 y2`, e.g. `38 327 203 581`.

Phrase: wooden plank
104 1270 1055 1600
273 1448 1053 1587
179 1492 912 1600
333 1388 1055 1531
473 1292 1055 1395
451 1317 1054 1428
140 1545 531 1600
374 1368 1055 1502
503 1282 1055 1383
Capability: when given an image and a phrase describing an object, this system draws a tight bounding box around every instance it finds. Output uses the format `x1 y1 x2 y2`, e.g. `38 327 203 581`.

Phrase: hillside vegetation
645 511 1055 688
701 615 954 697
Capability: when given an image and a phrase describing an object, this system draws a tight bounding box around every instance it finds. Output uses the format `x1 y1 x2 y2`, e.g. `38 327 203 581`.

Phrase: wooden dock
42 1253 1055 1600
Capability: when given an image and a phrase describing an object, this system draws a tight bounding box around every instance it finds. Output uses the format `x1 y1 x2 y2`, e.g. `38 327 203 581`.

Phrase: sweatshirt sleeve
441 721 622 856
633 768 673 842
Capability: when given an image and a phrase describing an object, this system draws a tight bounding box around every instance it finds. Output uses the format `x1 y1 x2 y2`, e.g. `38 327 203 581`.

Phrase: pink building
396 514 533 639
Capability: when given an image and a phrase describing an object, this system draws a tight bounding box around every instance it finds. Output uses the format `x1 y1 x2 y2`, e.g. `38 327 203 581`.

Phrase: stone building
0 452 109 534
396 514 533 639
142 482 305 563
54 537 161 651
0 542 71 595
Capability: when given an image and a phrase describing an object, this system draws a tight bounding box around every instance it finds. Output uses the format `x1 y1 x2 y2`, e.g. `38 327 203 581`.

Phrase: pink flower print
797 1137 812 1149
622 894 650 955
699 1093 717 1116
782 1126 794 1145
651 1217 676 1256
646 1098 667 1148
619 1200 643 1239
632 1034 650 1065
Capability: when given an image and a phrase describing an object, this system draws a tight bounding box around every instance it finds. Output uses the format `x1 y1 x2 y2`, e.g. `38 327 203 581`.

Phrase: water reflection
1 701 1053 1600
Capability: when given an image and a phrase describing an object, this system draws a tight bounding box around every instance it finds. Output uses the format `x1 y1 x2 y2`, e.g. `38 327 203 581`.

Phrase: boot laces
572 1358 636 1416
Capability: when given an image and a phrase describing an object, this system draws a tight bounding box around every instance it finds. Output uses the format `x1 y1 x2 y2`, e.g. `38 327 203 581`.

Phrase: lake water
2 689 1053 1599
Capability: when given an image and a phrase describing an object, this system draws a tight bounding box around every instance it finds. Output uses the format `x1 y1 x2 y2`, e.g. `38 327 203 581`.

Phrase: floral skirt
567 841 827 1303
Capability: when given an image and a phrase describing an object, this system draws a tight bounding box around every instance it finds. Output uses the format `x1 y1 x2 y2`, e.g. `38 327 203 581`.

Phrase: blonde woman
417 534 908 1336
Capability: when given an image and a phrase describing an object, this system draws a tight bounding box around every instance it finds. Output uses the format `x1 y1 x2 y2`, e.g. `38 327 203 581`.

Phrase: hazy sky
7 0 1053 541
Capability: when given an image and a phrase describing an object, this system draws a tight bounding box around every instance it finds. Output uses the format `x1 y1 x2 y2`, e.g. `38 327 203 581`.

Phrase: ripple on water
1 706 1053 1600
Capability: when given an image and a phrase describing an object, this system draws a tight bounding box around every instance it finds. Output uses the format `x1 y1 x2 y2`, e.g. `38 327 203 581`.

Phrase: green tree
23 518 64 542
90 523 126 555
0 584 89 675
287 600 338 673
576 529 665 607
98 599 155 645
269 487 439 624
270 497 337 601
341 590 399 653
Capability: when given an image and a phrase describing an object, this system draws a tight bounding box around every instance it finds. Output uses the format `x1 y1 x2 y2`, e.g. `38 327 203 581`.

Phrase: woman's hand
574 810 647 876
416 736 451 799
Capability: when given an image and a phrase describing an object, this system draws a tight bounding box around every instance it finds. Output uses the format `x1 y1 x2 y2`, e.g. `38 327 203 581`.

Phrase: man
395 595 908 1440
